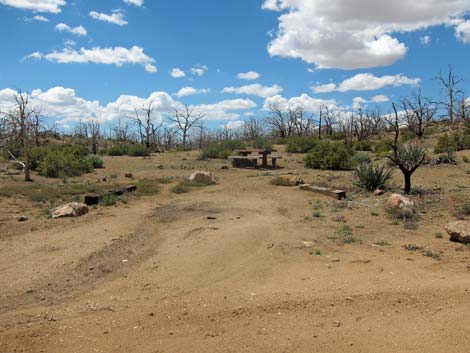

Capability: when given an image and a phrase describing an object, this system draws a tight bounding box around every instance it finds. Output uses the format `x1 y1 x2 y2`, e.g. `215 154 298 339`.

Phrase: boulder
445 221 470 244
278 175 304 186
51 202 89 219
374 189 385 196
387 194 413 209
189 171 216 185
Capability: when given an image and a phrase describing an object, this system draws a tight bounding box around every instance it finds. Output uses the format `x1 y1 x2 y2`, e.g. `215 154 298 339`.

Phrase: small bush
351 152 371 166
99 193 118 206
386 207 417 224
202 140 246 159
127 144 150 157
136 179 162 196
37 145 93 178
435 132 470 153
409 185 426 196
171 181 191 194
336 224 356 244
304 141 353 170
106 144 130 156
286 136 318 153
86 154 104 168
353 163 393 191
434 151 457 165
252 137 273 150
373 140 392 155
353 140 372 151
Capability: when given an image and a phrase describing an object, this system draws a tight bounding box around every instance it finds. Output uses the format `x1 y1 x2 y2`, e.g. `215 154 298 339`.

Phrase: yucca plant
354 162 394 191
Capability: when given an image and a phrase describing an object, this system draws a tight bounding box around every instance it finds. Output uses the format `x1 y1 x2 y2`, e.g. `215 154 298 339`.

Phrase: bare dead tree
2 90 35 181
163 126 177 150
87 118 100 154
266 104 289 138
352 108 384 141
292 107 314 136
457 98 470 130
112 118 131 142
243 116 263 141
339 113 354 147
401 89 437 139
171 105 205 149
32 107 42 146
321 105 337 137
130 102 164 149
386 103 426 194
436 65 464 128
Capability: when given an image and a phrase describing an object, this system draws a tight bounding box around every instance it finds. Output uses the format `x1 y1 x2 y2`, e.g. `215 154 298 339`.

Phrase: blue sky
0 0 469 130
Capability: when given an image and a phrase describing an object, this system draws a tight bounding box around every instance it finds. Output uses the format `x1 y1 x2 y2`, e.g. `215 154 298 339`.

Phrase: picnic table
228 148 281 168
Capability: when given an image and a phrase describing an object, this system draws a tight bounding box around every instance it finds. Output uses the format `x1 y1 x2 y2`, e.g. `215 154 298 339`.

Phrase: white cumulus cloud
89 10 127 26
262 0 470 69
170 68 186 78
124 0 143 6
29 46 157 73
222 84 283 98
175 87 210 98
263 94 337 113
0 0 66 13
55 23 87 36
312 73 420 93
237 71 261 80
455 20 470 44
190 64 208 76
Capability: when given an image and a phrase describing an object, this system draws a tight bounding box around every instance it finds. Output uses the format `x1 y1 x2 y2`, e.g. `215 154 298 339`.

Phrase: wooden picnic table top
234 149 277 155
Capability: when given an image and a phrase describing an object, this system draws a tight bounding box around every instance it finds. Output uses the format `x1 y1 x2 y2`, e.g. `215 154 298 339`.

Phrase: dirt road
1 152 470 352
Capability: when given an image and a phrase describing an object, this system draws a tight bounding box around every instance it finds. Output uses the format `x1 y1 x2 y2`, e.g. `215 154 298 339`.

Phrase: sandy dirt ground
1 148 470 353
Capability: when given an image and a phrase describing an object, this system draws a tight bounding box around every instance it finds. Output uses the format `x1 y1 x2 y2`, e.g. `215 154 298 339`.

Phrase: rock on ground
277 175 304 186
445 221 470 244
51 202 89 219
387 194 413 209
189 171 216 185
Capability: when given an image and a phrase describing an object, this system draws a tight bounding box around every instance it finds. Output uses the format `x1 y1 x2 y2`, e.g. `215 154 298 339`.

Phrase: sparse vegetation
286 136 318 153
201 140 246 159
336 224 356 244
304 140 353 170
353 162 393 191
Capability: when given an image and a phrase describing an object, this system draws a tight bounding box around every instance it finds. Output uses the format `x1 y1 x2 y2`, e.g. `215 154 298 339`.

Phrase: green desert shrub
38 151 92 178
304 140 353 170
353 162 394 191
435 132 470 154
2 140 22 160
373 140 392 155
127 144 150 157
285 136 318 153
99 193 118 206
252 137 273 150
171 180 192 194
106 144 130 156
351 152 371 166
201 140 246 159
86 154 104 168
353 140 373 151
35 145 93 178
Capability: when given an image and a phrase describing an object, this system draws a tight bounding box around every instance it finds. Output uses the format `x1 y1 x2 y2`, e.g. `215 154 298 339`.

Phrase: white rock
51 202 89 219
387 194 413 209
189 171 216 185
